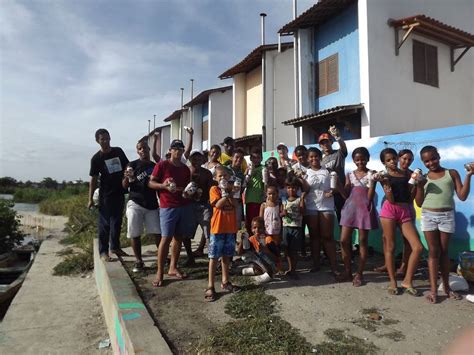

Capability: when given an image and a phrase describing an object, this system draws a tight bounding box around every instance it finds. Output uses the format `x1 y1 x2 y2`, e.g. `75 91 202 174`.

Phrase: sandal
152 279 164 287
168 271 188 279
221 281 241 293
205 287 217 302
352 274 363 287
401 286 420 297
447 290 462 300
387 286 399 295
425 292 438 304
111 249 129 257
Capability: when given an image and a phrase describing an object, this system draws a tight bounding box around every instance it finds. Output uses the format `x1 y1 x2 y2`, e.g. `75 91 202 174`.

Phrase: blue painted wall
314 4 360 111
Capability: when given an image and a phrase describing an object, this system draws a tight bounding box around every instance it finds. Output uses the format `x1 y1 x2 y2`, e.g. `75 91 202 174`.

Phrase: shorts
126 200 161 238
208 233 236 259
188 203 211 239
379 201 413 224
281 226 303 253
160 204 194 238
421 209 455 233
305 209 335 217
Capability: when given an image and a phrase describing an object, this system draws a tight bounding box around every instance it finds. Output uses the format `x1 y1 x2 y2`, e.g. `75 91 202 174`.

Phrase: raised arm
151 133 161 163
451 168 472 201
183 127 194 160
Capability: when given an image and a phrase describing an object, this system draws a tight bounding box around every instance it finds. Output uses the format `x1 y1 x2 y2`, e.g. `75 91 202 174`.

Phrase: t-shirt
190 166 214 204
305 168 334 211
127 159 158 210
322 149 347 185
245 165 265 204
89 147 129 198
151 160 191 208
210 186 237 234
282 198 302 227
219 152 248 173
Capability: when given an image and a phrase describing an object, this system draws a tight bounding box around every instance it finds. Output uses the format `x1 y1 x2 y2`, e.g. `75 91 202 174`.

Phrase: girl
378 148 423 296
337 147 378 286
415 146 472 304
202 144 222 175
263 157 279 188
374 149 414 275
304 147 342 275
259 185 282 244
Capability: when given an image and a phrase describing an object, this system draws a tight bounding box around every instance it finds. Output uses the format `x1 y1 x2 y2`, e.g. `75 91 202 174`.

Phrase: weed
353 318 378 332
361 307 381 315
53 252 93 275
317 328 379 354
382 318 400 326
225 287 276 319
56 247 75 256
380 330 405 342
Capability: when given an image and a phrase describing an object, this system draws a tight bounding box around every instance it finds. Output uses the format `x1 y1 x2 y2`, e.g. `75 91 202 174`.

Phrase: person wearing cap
318 126 348 222
184 149 214 260
149 139 194 287
219 136 247 173
276 143 296 169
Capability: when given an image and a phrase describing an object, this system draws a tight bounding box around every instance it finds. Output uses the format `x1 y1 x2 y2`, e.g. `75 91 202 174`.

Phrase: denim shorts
159 204 194 238
380 201 413 224
281 226 303 253
421 209 455 233
208 233 236 259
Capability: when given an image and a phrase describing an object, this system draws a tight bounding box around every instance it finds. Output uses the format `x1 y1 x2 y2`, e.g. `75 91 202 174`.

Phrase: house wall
191 103 203 150
366 0 474 137
314 3 360 111
233 73 246 138
161 126 171 155
245 66 263 135
170 119 180 140
209 89 233 147
298 28 314 117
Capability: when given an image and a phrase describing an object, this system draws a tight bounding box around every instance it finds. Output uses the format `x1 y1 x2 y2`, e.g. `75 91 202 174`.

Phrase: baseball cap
220 136 234 145
190 149 203 157
318 133 331 143
276 142 287 150
170 139 185 150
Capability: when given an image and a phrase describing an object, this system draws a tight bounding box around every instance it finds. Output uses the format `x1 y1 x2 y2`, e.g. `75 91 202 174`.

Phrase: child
304 147 341 275
259 185 282 245
377 148 423 296
292 145 309 256
263 157 279 187
276 168 289 203
226 148 246 230
281 176 305 278
238 217 280 283
244 151 265 234
205 166 241 301
202 144 222 175
415 146 472 304
337 147 378 286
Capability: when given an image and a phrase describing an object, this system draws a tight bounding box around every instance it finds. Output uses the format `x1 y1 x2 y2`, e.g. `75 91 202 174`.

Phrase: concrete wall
161 125 171 154
191 103 203 150
209 89 233 147
314 3 360 111
233 73 246 138
265 48 296 148
298 28 314 117
170 119 180 141
365 0 474 137
245 66 263 135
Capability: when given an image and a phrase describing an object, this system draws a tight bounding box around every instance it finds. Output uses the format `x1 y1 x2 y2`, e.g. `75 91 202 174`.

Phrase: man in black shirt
88 129 129 261
123 140 161 272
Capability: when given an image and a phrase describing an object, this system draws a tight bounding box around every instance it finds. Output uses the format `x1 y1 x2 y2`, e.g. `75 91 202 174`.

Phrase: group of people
88 126 472 304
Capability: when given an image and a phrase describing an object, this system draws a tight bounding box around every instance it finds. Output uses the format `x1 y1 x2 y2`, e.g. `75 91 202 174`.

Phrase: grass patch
353 318 378 332
382 318 400 326
56 247 75 256
53 252 93 275
313 328 379 354
224 287 276 319
380 330 405 342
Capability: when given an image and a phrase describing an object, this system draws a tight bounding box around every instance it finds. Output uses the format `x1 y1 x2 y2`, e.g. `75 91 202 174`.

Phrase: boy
88 128 129 261
226 148 246 230
205 166 240 301
244 151 265 233
276 143 296 169
123 140 161 272
219 136 247 173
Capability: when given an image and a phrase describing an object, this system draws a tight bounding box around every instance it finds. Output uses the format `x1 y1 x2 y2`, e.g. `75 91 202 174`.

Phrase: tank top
349 171 370 188
263 204 281 235
422 170 454 209
388 174 411 203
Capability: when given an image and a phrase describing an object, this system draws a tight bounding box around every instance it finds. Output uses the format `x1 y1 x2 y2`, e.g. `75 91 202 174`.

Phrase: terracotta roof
183 86 232 108
163 109 186 122
278 0 356 35
388 15 474 47
219 43 293 79
234 134 262 143
282 104 363 126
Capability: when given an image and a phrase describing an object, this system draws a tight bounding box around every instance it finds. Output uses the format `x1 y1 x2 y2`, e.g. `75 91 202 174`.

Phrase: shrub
0 199 24 253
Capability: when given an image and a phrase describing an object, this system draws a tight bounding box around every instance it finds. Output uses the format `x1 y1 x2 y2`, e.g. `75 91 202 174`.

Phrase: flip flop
205 287 217 302
447 290 462 300
352 274 363 287
152 279 164 287
168 271 188 279
401 286 420 297
425 292 438 304
387 286 399 295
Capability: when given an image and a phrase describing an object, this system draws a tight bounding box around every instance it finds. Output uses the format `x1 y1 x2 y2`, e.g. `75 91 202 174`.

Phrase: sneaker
100 254 112 262
242 267 255 276
132 261 144 273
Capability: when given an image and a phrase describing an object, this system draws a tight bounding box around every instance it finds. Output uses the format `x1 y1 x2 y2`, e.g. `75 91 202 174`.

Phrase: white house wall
245 66 263 135
190 103 203 150
298 28 314 117
366 0 474 137
161 126 171 155
233 73 246 138
209 90 233 147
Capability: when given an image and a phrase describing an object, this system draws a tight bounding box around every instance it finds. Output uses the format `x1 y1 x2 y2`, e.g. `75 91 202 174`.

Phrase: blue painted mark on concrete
119 302 145 310
122 312 142 321
114 312 126 354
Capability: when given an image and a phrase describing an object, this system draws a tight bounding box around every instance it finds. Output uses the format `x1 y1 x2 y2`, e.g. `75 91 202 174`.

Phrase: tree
40 177 58 189
0 177 18 194
0 199 24 253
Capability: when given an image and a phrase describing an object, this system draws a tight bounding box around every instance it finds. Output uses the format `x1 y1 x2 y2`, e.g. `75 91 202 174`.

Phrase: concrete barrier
94 240 172 355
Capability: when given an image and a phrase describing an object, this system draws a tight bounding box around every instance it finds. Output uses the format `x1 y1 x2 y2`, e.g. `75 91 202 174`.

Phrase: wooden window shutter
202 120 209 141
425 44 438 87
318 60 328 97
413 40 426 84
327 54 339 94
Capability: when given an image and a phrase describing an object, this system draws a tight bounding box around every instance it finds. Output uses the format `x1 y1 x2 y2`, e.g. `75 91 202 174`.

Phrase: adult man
149 139 194 286
123 140 161 272
219 136 247 173
88 128 129 261
318 127 347 222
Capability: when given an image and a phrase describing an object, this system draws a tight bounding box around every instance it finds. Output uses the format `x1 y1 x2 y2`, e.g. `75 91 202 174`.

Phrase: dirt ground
123 240 474 355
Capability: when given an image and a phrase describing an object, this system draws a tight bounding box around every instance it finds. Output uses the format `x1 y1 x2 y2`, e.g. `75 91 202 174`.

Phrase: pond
0 194 39 213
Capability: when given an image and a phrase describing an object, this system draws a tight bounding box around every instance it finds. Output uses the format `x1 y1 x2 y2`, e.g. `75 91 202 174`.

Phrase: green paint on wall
119 302 145 310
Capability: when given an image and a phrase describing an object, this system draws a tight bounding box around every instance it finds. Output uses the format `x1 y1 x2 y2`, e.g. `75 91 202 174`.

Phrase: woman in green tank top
415 146 473 304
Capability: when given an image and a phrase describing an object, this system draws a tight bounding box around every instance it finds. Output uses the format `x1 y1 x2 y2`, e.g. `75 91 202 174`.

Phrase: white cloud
439 145 474 161
0 2 34 41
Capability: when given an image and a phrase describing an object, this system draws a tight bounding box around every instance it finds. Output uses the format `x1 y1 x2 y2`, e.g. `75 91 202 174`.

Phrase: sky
0 0 315 182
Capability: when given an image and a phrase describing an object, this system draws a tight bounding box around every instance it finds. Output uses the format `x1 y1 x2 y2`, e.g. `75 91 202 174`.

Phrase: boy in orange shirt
205 166 241 302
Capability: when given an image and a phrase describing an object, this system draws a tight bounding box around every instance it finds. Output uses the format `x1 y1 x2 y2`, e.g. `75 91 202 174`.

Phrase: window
318 53 339 97
413 40 438 87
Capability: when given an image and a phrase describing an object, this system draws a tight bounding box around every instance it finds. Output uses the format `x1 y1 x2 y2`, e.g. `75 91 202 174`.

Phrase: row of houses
148 0 473 157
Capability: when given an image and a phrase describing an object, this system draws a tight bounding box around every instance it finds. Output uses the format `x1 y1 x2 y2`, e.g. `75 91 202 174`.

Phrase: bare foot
425 292 437 304
374 264 387 273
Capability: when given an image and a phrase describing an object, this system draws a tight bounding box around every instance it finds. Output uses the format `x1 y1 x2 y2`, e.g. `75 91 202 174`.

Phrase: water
0 194 39 213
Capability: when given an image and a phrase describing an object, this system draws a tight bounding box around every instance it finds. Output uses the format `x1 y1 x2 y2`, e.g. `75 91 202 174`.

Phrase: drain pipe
180 87 184 140
260 13 267 153
189 78 194 130
293 0 301 146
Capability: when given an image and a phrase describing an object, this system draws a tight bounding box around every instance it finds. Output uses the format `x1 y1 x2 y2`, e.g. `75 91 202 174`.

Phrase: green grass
53 252 93 275
380 331 405 342
316 328 379 354
224 287 276 319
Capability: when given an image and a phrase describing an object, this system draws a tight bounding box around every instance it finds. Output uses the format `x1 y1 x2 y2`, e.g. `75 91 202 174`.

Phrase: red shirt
151 160 191 208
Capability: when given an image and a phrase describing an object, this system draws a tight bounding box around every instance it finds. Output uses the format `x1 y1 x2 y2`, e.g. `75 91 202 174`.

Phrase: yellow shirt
218 152 248 173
